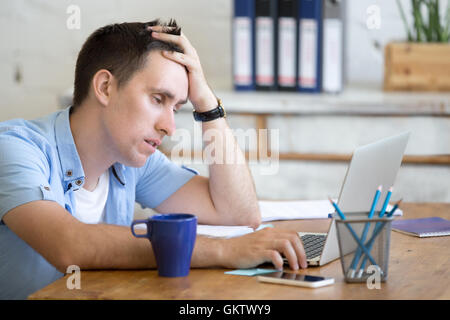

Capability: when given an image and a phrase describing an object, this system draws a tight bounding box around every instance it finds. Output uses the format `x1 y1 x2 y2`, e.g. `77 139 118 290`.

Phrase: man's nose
155 108 176 137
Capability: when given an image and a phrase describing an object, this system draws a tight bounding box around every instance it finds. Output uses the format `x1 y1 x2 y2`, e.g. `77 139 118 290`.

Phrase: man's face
102 50 188 167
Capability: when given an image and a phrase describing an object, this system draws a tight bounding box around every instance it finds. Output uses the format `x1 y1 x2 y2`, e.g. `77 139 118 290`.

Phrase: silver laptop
294 132 410 267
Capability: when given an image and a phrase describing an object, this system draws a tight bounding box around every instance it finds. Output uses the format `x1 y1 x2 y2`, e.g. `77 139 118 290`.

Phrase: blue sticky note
225 268 278 276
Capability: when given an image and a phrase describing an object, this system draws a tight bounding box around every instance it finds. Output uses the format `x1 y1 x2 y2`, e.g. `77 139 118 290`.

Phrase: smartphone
257 272 334 288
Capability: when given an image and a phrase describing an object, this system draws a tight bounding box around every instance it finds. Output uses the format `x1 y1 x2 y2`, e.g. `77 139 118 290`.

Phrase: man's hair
72 19 183 109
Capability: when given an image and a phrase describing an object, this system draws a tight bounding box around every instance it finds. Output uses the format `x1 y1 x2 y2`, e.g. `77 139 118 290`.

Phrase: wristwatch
193 98 226 122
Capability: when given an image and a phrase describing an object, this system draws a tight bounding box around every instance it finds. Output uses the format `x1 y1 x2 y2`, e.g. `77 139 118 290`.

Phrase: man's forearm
67 223 156 271
67 223 224 271
202 117 261 228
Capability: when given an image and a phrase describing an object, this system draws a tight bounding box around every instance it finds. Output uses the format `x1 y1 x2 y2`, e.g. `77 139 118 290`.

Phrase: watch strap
193 99 226 122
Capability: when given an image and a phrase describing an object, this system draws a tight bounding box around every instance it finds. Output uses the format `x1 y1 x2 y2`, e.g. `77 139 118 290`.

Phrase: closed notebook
392 217 450 238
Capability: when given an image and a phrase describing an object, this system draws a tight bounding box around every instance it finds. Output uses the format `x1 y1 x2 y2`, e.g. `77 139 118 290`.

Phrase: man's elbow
50 253 72 274
51 249 82 274
50 240 86 273
240 206 262 229
249 214 262 230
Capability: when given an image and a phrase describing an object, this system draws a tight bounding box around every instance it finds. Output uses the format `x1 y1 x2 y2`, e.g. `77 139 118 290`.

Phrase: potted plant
384 0 450 91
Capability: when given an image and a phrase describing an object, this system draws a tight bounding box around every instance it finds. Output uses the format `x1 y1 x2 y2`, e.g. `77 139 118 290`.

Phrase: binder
277 0 298 91
297 0 323 93
322 0 345 93
233 0 255 91
255 0 278 90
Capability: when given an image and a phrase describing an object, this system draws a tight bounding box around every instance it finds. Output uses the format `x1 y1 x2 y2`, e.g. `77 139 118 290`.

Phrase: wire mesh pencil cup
335 212 394 283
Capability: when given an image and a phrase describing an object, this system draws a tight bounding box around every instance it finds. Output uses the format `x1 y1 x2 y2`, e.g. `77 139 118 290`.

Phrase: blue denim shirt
0 107 196 299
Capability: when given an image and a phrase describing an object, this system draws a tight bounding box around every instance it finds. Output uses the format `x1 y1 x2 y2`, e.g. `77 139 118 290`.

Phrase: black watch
193 99 226 122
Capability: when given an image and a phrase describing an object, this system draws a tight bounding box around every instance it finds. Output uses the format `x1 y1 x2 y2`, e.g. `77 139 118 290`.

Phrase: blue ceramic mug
131 213 197 277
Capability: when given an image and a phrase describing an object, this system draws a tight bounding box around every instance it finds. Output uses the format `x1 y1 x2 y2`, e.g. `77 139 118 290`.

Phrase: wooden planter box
384 42 450 91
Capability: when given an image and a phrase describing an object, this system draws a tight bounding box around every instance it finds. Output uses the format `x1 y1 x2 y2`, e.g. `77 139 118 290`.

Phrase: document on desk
259 199 335 221
197 225 254 238
196 200 402 238
259 199 402 222
197 224 273 239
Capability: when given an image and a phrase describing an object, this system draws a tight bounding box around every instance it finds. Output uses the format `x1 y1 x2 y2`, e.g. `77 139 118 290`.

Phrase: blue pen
356 187 393 277
350 186 382 276
328 198 378 273
379 186 393 217
357 198 402 276
387 199 402 218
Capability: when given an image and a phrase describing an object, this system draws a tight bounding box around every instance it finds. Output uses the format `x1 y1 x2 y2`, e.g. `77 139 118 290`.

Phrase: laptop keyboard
300 234 327 260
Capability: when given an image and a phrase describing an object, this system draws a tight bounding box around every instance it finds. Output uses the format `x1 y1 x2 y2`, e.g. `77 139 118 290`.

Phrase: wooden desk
29 202 450 300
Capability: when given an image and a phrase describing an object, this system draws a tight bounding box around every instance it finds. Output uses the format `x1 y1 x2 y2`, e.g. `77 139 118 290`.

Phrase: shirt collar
54 106 85 191
54 106 126 190
112 162 126 186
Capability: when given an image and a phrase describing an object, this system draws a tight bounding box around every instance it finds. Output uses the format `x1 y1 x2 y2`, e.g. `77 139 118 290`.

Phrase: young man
0 20 307 299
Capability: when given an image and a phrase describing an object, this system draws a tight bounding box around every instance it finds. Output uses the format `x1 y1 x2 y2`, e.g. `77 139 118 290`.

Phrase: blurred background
0 0 449 206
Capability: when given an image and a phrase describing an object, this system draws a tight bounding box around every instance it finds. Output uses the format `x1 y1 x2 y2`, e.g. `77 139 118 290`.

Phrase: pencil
387 199 403 217
379 186 393 217
327 197 378 272
356 198 403 277
350 186 382 275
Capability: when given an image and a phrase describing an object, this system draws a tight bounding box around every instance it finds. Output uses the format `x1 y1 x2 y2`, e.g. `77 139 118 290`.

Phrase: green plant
396 0 450 42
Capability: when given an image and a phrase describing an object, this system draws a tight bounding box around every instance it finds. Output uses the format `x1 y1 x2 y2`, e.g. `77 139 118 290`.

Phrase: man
0 20 307 299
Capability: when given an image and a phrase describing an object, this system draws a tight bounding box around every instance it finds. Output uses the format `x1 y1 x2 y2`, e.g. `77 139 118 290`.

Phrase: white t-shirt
73 170 109 224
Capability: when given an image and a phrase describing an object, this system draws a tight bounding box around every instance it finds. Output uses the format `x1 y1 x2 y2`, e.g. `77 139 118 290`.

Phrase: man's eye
153 96 162 104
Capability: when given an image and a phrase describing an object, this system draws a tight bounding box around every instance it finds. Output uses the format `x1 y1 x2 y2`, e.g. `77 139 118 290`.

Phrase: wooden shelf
59 85 450 165
171 85 450 166
179 84 450 117
162 149 450 166
60 85 450 116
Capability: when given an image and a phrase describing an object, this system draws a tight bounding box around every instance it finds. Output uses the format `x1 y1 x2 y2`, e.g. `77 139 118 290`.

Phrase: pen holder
335 212 394 283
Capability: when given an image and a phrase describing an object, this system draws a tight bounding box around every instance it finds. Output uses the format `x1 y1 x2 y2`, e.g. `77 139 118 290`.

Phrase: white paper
197 225 254 238
137 200 402 239
259 200 402 222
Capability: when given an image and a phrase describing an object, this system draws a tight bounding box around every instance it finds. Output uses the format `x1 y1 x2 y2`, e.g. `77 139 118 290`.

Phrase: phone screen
262 272 326 282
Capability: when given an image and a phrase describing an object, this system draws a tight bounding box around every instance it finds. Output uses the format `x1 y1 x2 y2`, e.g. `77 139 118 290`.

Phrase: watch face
219 106 226 118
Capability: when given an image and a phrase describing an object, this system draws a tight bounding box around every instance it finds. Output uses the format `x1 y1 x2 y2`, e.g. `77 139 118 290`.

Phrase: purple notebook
392 217 450 238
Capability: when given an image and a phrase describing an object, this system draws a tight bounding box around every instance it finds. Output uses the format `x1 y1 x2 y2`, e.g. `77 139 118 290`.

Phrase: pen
355 186 392 277
328 197 346 220
328 197 378 274
379 186 393 217
356 198 402 276
350 186 382 276
369 185 383 219
387 198 402 217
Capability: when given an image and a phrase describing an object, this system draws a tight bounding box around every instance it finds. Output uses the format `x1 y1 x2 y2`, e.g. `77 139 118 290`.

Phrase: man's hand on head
148 26 217 112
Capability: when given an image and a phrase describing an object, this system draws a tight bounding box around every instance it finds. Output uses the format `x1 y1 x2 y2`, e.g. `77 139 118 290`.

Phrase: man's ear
91 69 115 107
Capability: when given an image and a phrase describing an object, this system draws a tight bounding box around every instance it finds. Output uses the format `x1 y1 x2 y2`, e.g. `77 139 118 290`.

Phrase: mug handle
131 219 152 238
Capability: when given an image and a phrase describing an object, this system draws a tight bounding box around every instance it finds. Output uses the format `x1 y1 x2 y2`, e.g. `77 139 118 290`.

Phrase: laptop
293 132 410 267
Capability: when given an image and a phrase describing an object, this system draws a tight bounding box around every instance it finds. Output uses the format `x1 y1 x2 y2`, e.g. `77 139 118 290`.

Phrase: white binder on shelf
322 0 345 93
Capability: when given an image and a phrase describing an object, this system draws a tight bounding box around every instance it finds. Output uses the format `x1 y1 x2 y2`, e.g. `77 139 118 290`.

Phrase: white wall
0 0 421 120
0 0 232 120
1 1 448 204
